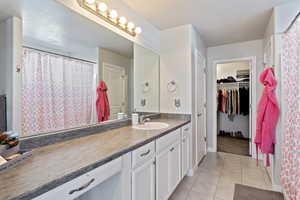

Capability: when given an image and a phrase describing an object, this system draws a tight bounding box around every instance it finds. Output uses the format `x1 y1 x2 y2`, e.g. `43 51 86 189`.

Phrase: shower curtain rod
22 46 97 64
283 11 300 33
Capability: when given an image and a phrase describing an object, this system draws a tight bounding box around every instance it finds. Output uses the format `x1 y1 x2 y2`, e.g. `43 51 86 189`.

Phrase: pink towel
255 67 280 166
96 80 110 122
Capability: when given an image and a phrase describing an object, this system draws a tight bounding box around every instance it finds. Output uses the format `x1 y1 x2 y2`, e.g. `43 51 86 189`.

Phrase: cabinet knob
170 147 175 152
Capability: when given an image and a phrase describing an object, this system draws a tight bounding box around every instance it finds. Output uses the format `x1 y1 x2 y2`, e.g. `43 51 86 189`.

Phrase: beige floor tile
181 175 199 189
169 183 189 200
191 177 217 196
215 183 235 200
186 190 214 200
170 152 275 200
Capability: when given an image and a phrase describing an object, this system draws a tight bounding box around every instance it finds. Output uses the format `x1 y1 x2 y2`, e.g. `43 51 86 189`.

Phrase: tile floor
170 152 273 200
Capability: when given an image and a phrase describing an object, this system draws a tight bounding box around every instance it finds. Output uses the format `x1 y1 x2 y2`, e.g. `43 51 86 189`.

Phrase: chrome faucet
140 116 151 124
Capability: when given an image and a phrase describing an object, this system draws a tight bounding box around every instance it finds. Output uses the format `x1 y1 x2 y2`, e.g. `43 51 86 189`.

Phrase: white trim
187 163 198 177
272 184 282 192
207 147 215 152
194 49 207 165
212 57 257 157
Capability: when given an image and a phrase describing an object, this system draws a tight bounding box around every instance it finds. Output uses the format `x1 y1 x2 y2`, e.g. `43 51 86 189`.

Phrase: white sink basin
133 122 169 130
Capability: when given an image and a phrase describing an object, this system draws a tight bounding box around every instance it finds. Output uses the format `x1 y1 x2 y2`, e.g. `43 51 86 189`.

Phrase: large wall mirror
0 0 160 138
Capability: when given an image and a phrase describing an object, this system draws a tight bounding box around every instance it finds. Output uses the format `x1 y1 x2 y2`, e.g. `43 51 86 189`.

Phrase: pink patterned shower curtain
22 49 95 136
281 15 300 200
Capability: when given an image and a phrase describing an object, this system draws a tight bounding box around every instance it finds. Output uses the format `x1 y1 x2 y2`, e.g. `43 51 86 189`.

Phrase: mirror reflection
21 0 134 136
0 0 160 138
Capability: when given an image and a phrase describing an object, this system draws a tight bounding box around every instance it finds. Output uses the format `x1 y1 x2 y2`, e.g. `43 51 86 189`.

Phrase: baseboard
272 184 282 192
207 147 216 152
187 163 199 177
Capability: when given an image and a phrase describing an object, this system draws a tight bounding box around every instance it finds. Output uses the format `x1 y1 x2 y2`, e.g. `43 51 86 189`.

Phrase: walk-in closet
216 61 251 156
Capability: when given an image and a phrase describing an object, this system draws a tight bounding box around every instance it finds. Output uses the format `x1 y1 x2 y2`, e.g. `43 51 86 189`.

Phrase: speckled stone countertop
0 118 190 200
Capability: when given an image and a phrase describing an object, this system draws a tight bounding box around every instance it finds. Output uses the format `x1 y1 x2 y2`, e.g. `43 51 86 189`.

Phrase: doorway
212 58 256 157
103 63 128 120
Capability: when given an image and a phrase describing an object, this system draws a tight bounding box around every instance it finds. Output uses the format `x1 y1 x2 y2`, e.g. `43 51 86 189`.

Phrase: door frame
212 57 256 158
194 49 207 165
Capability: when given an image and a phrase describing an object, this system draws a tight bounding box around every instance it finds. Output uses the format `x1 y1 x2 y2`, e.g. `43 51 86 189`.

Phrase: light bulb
98 2 107 12
127 22 135 31
109 9 118 19
85 0 95 4
119 16 127 25
134 27 142 34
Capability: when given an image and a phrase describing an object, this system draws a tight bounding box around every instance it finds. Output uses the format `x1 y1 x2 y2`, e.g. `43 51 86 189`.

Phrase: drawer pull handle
140 149 151 157
170 147 175 152
69 178 95 195
184 128 189 131
182 139 186 142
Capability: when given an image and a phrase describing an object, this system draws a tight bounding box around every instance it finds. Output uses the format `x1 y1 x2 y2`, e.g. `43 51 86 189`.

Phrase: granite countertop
0 118 190 200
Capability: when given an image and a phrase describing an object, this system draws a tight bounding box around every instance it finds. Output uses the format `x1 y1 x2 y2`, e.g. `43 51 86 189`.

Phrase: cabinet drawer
182 123 191 137
132 141 155 169
33 157 122 200
156 129 181 154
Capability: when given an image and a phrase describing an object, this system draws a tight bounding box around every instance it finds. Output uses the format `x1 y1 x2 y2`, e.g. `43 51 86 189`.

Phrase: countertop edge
11 120 190 200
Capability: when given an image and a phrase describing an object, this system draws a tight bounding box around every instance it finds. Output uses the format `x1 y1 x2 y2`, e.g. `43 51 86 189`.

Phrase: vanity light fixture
85 0 96 4
98 2 107 12
78 0 142 37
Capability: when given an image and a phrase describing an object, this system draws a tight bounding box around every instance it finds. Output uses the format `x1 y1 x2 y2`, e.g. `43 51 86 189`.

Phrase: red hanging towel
255 67 280 166
96 80 110 122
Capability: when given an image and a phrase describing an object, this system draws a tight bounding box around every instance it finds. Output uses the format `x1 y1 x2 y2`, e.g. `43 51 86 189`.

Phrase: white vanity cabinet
181 123 191 177
156 129 181 200
131 142 156 200
33 157 124 200
32 124 191 200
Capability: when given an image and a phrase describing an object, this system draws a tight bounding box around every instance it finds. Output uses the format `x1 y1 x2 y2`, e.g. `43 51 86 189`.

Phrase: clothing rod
218 81 249 85
22 46 97 64
283 11 300 34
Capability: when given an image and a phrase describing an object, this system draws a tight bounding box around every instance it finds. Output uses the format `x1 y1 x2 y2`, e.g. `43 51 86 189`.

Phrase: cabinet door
132 159 156 200
181 135 189 177
168 142 181 193
156 149 169 200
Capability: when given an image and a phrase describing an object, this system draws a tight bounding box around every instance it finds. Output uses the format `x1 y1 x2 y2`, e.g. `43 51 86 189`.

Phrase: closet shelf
217 81 249 88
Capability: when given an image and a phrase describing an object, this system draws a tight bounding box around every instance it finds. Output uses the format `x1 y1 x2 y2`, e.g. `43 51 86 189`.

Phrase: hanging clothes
239 87 249 116
217 86 249 118
96 80 110 122
255 67 280 167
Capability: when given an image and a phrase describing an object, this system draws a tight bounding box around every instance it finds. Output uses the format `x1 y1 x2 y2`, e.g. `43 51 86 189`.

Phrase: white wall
0 17 22 133
134 44 160 113
55 0 161 53
99 48 133 115
217 61 250 80
207 40 264 151
160 25 192 114
274 0 300 34
160 24 207 170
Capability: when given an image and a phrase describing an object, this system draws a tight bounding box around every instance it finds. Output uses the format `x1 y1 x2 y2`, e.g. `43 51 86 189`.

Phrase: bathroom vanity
0 119 191 200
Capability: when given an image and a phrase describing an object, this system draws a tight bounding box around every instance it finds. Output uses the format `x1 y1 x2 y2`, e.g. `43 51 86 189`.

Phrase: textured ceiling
121 0 293 46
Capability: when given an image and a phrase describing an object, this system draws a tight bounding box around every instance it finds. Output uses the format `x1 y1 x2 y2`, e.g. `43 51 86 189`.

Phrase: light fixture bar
77 0 141 37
